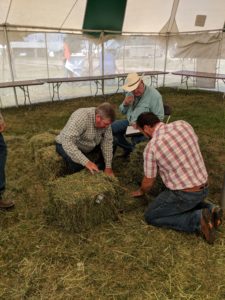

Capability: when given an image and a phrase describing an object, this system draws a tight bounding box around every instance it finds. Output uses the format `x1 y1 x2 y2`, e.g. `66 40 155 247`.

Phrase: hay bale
126 142 148 184
35 145 66 182
48 129 60 135
29 132 56 159
126 141 165 196
45 171 124 233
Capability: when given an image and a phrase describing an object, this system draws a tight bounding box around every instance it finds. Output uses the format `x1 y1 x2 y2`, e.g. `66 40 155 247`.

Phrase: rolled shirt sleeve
100 126 113 168
60 112 90 166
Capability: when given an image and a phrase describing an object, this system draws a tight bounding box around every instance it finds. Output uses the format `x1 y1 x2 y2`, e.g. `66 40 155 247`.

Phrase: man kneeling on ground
131 112 223 244
56 102 115 176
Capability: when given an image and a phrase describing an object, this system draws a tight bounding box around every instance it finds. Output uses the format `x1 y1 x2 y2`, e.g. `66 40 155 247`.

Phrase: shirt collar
152 122 164 137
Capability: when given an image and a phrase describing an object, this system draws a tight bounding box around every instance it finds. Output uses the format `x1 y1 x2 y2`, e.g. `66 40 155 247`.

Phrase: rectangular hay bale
126 141 148 184
29 132 57 159
127 141 165 196
45 171 124 232
35 145 66 182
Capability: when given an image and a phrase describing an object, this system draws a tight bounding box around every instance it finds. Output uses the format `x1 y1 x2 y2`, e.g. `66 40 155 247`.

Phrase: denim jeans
144 187 213 233
111 119 148 153
56 143 105 173
0 133 7 197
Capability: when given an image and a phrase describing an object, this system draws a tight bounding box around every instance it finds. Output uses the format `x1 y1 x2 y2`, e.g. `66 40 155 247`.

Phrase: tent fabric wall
1 30 225 107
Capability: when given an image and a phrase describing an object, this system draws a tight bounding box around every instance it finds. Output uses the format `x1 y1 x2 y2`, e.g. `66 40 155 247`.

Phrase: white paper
125 125 141 136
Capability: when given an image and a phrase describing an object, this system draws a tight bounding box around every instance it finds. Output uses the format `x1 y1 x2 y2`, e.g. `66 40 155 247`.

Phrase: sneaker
212 206 223 229
0 198 15 209
200 208 216 244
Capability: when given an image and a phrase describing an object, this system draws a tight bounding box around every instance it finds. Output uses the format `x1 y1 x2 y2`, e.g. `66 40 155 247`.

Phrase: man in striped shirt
0 112 15 209
132 112 222 244
56 102 115 176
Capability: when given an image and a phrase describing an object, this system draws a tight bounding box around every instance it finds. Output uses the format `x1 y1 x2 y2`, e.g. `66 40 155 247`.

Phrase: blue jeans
56 143 105 173
111 119 148 153
144 187 213 233
0 133 7 197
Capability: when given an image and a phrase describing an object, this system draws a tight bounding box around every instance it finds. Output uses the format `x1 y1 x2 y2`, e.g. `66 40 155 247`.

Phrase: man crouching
132 112 223 244
56 102 115 176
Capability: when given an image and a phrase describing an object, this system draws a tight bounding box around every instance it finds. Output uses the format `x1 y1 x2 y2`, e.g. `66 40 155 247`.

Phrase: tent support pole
4 27 18 107
163 34 169 87
101 32 104 96
44 33 52 100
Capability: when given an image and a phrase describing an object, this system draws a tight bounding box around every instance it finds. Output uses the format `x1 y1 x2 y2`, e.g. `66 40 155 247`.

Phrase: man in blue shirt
111 72 164 156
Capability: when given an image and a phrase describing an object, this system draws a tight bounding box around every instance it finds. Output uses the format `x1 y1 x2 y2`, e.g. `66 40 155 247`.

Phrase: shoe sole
212 207 223 229
202 208 216 244
0 204 15 210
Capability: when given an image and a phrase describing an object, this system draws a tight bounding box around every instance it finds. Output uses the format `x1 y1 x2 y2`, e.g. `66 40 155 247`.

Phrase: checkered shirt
143 121 208 190
56 107 113 167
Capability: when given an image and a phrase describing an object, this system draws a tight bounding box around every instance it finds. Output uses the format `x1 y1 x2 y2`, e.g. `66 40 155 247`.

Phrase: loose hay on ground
45 171 124 233
1 91 225 299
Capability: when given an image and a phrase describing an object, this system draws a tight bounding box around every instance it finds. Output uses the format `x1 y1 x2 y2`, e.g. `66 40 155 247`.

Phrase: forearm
140 176 155 194
0 112 6 132
101 144 113 168
119 103 129 114
101 130 113 168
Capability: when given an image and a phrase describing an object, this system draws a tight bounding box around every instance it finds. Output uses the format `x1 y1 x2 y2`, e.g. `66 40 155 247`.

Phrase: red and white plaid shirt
143 121 208 190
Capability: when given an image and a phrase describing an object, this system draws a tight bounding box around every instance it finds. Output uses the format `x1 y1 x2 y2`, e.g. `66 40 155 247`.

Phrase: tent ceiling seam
59 0 79 30
168 0 179 32
5 0 13 24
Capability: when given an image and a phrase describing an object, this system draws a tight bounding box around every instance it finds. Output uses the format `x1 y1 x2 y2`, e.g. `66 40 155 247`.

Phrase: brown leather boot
212 206 223 229
200 208 216 244
0 198 15 209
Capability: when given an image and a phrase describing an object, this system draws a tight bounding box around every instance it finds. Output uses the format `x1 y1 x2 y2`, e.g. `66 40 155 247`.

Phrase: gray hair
96 102 116 122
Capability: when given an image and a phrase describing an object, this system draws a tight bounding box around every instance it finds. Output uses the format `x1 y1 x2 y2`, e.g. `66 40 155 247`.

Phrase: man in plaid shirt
132 112 223 244
56 102 115 176
0 112 15 209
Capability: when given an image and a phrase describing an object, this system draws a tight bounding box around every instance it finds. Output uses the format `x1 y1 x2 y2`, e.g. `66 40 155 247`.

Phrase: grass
0 88 225 299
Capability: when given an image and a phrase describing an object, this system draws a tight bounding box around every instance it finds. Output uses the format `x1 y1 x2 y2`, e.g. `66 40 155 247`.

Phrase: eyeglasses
101 118 112 126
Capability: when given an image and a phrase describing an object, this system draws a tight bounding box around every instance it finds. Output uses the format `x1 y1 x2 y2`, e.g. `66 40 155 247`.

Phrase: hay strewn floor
0 88 225 299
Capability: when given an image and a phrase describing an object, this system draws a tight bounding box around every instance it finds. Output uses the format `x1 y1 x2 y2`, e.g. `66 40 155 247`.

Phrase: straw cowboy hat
122 72 143 92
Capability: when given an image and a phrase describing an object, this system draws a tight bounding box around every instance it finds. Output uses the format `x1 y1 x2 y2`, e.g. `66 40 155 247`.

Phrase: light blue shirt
119 85 164 124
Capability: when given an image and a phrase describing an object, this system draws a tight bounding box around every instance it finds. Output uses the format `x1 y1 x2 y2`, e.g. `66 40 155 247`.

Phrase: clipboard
125 125 142 137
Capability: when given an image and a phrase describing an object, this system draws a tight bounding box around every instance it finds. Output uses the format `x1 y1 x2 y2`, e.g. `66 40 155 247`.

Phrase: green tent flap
83 0 127 36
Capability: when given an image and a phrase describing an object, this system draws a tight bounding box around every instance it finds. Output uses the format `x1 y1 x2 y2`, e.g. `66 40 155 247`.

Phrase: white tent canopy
0 0 225 107
1 0 225 33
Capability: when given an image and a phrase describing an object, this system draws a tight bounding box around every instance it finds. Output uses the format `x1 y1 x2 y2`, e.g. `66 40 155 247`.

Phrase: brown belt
181 182 208 193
